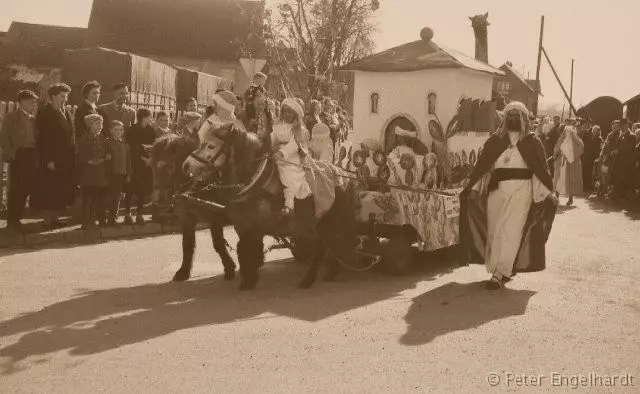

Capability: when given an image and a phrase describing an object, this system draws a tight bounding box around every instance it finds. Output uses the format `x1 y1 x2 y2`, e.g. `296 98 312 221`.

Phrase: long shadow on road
400 282 536 346
0 257 458 375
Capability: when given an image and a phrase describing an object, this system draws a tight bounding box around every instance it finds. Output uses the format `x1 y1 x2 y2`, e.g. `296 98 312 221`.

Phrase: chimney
469 12 489 63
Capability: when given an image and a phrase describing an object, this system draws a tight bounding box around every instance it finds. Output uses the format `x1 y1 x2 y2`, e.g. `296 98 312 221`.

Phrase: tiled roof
341 39 503 76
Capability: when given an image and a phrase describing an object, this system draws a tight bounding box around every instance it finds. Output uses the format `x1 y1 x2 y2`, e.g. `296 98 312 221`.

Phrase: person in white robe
271 99 312 213
462 101 559 289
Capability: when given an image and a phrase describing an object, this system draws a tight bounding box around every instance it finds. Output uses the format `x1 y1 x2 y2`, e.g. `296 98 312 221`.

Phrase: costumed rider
198 90 246 141
388 125 422 187
271 99 312 216
459 101 559 290
243 72 268 129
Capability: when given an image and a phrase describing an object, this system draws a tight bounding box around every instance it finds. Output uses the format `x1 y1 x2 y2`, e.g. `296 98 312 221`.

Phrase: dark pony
184 123 358 290
146 133 237 282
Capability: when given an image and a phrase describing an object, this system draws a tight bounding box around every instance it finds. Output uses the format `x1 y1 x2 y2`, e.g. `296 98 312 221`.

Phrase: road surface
1 198 639 393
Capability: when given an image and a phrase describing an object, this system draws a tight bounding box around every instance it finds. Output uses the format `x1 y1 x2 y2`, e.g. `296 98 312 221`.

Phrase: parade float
336 25 504 273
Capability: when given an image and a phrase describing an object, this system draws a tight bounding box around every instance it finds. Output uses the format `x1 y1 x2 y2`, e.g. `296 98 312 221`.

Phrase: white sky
1 0 638 107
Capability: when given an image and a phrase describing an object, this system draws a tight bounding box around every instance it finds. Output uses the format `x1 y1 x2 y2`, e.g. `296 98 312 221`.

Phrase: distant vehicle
577 96 623 136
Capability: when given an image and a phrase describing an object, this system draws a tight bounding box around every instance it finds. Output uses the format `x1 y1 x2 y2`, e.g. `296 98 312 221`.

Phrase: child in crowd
105 120 131 226
154 111 171 137
123 108 156 225
77 114 110 230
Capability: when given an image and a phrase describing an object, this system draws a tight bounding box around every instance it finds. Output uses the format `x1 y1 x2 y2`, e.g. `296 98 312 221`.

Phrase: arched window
370 93 379 114
428 92 437 115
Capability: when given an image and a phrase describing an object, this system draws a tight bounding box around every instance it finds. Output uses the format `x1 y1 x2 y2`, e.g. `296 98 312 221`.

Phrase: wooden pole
541 46 578 115
569 59 574 118
534 15 544 116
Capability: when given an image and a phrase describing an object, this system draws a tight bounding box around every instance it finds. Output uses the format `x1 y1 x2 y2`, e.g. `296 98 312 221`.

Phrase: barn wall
352 68 493 150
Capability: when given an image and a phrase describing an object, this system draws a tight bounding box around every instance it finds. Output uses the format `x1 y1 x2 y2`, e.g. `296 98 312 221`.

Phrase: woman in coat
33 83 77 228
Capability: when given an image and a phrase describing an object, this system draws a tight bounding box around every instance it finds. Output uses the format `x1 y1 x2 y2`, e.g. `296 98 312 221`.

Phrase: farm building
492 61 540 114
84 0 266 94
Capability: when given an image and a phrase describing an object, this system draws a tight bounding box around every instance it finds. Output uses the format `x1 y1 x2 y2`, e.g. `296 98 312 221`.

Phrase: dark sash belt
488 168 533 193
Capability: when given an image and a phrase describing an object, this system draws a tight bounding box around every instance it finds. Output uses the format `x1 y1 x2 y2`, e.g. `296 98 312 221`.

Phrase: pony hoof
239 279 257 291
323 272 338 282
224 270 236 281
172 270 190 282
298 278 316 289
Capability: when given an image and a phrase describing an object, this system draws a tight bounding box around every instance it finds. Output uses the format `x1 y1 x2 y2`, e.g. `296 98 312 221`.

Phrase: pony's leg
323 245 341 282
210 223 236 281
299 237 320 288
295 197 321 289
237 230 263 291
173 223 196 282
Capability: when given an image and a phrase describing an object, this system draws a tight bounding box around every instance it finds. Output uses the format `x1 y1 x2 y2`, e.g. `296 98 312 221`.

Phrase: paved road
1 198 639 393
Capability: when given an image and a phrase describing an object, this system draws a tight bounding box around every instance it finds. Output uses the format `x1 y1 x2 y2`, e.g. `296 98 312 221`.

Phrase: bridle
188 135 229 170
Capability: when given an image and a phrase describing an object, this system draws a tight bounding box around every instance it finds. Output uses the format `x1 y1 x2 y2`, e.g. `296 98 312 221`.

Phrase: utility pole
534 15 544 116
541 46 578 116
569 59 574 118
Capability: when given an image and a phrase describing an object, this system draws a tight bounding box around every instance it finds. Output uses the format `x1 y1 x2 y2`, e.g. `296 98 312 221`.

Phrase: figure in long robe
459 101 559 290
554 125 584 206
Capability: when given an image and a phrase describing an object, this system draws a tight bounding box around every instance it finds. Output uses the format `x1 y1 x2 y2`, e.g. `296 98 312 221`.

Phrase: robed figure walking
459 101 559 290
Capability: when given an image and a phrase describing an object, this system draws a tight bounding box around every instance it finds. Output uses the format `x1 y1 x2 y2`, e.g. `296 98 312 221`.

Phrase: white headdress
496 101 530 136
394 125 417 138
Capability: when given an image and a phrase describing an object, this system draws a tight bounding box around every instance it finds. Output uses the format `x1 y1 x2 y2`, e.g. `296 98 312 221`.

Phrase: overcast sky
1 0 638 107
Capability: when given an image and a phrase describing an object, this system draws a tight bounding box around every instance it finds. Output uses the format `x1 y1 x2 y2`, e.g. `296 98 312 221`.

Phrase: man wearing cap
0 90 39 232
611 118 637 200
387 126 419 186
600 120 621 196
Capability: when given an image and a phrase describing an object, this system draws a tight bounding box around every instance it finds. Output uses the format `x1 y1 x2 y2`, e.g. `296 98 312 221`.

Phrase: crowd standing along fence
0 99 206 214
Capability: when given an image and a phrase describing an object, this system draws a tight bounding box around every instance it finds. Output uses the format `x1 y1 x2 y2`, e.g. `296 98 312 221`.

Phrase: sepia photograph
0 0 638 392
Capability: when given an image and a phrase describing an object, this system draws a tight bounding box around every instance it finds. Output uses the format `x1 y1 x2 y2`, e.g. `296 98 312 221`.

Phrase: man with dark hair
611 118 637 200
74 80 101 138
186 97 198 112
0 90 39 232
98 83 136 133
543 115 562 176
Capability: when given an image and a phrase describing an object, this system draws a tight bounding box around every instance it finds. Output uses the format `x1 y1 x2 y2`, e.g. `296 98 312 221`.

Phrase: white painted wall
352 68 493 151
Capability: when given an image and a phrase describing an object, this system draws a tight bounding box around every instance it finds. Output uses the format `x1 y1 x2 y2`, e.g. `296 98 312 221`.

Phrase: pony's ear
213 122 234 138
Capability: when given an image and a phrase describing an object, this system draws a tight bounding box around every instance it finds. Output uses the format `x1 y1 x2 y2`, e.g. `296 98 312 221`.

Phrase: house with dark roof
493 62 540 114
341 27 503 153
0 22 86 102
84 0 265 94
0 22 86 67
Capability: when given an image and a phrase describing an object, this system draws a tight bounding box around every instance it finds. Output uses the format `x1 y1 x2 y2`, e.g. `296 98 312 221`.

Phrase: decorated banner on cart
355 188 460 252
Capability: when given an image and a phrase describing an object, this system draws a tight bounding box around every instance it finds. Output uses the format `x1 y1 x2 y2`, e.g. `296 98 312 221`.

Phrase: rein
276 157 459 197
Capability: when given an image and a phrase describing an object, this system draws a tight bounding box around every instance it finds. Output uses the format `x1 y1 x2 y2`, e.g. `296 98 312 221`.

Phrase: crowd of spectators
532 115 640 206
0 77 352 233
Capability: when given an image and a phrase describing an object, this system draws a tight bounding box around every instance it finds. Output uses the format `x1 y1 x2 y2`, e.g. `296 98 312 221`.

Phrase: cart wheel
383 235 414 275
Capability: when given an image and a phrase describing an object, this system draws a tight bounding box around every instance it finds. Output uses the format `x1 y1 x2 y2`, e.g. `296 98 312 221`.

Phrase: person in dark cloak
123 108 156 225
610 118 637 201
32 83 77 228
459 101 559 290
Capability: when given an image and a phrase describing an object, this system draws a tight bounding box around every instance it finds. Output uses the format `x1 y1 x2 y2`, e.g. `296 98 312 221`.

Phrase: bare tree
265 0 381 99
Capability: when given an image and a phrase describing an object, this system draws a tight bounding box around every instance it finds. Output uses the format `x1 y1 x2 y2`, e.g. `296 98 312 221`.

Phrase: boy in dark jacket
105 120 131 226
123 108 156 225
77 114 109 230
